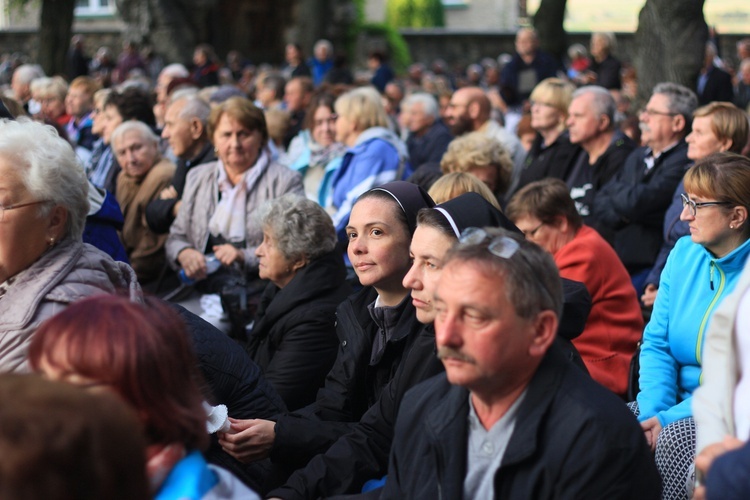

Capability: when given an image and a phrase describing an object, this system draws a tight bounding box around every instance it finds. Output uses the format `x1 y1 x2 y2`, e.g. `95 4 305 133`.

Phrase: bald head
445 87 491 135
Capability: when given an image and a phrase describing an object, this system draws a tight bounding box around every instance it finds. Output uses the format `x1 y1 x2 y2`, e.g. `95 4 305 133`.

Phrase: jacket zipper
696 261 725 365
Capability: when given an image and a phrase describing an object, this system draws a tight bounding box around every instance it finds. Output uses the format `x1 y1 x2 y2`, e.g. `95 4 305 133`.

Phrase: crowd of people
1 28 750 500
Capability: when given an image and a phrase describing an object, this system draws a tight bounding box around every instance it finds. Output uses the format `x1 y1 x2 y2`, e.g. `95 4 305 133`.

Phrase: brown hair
0 374 149 500
208 96 269 145
506 178 583 230
428 172 501 209
440 131 513 196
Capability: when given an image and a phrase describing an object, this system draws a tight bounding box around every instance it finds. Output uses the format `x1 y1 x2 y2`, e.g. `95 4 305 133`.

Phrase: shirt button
482 442 494 455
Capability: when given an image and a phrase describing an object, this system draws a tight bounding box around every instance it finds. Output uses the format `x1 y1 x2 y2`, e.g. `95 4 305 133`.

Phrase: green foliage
361 22 412 72
386 0 444 28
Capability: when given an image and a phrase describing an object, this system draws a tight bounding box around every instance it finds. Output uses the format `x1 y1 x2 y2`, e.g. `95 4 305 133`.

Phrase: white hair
403 92 439 120
13 64 45 85
110 121 159 149
172 95 211 124
0 118 89 240
160 63 190 80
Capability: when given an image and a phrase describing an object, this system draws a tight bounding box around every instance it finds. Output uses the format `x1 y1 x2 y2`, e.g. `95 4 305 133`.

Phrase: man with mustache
594 83 695 295
381 228 660 499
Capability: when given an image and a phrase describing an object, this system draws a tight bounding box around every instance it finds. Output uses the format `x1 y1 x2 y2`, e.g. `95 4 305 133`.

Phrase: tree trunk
38 0 77 76
533 0 567 64
633 0 707 104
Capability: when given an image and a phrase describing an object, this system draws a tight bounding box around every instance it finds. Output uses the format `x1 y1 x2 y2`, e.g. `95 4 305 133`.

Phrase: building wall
365 0 518 31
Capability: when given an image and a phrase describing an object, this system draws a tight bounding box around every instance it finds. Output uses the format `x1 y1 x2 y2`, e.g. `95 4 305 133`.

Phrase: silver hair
403 92 439 120
168 87 199 105
30 76 68 101
160 63 190 80
172 95 211 124
592 32 617 53
572 85 616 129
444 227 563 319
110 120 159 149
13 64 45 85
0 118 89 240
652 82 698 122
314 39 333 55
255 194 337 263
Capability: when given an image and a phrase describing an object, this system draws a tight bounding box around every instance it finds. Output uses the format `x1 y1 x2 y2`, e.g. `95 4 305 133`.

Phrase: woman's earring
48 237 55 246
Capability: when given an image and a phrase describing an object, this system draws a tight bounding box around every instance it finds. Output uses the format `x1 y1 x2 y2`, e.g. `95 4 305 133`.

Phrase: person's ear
291 257 308 272
672 114 686 134
597 114 611 133
189 118 204 141
555 215 569 233
528 310 558 358
46 205 68 242
730 205 748 230
718 138 733 152
468 101 481 121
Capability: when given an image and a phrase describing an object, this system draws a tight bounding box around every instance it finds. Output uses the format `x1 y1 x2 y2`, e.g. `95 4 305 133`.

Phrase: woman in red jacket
507 177 642 398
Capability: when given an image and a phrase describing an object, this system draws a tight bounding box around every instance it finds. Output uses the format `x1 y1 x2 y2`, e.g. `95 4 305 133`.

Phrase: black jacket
145 143 216 234
567 131 636 241
514 131 582 196
270 287 422 470
591 54 622 90
698 66 734 106
406 120 453 169
246 250 351 411
267 279 593 500
381 345 661 499
593 141 691 274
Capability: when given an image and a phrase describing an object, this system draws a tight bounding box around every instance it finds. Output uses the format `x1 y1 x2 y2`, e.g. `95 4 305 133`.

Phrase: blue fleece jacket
637 235 750 427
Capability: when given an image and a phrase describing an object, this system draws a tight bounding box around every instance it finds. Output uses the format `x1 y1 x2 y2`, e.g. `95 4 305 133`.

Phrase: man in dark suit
697 42 734 105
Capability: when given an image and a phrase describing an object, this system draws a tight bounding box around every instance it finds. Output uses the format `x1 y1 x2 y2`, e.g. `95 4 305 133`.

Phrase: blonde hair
529 78 575 118
334 86 389 132
428 172 501 209
693 102 749 154
30 76 68 102
440 132 513 195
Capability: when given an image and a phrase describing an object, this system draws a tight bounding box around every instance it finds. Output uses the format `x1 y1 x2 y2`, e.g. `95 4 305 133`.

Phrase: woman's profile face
680 191 737 257
346 197 412 292
255 229 296 288
312 105 336 147
686 115 729 161
212 114 264 173
0 158 61 284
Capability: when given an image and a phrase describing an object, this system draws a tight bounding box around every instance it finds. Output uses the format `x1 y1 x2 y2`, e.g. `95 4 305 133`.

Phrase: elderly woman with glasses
0 119 140 374
507 178 642 399
634 152 750 498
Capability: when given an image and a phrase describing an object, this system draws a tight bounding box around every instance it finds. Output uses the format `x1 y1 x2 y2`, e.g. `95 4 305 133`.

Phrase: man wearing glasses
594 82 696 296
380 228 660 499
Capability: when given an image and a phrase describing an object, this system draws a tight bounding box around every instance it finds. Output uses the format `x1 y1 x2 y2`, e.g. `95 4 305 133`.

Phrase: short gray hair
572 85 616 130
172 95 211 124
256 194 337 262
444 227 563 319
403 93 439 120
110 121 159 149
0 118 89 240
160 63 189 80
652 82 698 124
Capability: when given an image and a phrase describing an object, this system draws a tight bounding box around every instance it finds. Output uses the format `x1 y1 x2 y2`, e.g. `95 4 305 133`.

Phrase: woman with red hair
28 294 260 500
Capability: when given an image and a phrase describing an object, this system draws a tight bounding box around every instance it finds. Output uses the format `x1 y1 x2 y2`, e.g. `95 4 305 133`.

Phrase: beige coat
116 158 175 283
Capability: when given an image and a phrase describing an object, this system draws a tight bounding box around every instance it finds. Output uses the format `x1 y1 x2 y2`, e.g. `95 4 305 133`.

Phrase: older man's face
114 130 159 178
566 93 605 146
434 260 536 397
162 100 200 159
404 101 434 136
639 93 681 154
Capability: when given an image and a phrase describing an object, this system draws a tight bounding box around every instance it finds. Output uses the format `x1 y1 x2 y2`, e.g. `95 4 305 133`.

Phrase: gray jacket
0 238 141 373
165 160 304 270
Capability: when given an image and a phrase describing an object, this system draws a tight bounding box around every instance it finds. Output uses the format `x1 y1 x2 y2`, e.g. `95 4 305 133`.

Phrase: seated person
381 227 660 498
0 374 149 500
29 295 261 499
507 178 642 398
635 154 750 498
440 131 513 205
247 195 351 410
112 121 176 286
428 171 502 209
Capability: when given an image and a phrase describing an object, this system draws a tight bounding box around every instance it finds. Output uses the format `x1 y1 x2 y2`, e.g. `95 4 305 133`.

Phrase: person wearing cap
218 181 432 489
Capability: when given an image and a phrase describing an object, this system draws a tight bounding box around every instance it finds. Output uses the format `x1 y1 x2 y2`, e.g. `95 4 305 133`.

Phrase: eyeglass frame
522 222 545 238
680 193 732 217
639 107 678 118
0 200 51 221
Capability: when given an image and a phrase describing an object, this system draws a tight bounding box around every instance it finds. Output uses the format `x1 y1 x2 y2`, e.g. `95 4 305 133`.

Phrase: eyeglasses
459 227 520 259
522 222 545 238
680 193 732 217
639 108 678 118
0 200 50 221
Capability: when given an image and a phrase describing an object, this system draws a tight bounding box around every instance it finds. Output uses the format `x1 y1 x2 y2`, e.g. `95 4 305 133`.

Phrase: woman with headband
219 181 433 491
